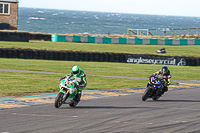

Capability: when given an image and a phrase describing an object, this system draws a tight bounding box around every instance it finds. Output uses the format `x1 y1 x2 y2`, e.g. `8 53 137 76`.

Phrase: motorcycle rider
152 66 171 94
60 66 87 103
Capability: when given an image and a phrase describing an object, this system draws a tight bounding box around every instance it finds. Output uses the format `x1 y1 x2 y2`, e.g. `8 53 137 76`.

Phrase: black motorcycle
142 75 165 101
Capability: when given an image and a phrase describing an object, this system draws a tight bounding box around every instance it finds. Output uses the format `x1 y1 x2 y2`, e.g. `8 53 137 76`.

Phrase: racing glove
59 76 66 81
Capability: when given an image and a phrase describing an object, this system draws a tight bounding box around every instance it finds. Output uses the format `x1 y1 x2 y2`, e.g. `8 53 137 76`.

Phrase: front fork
60 88 69 102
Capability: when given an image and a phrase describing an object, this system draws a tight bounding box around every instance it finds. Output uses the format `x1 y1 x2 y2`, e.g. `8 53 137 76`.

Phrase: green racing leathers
66 68 87 91
60 68 86 103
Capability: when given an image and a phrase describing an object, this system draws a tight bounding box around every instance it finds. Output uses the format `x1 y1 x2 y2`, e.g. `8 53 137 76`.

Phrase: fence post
156 29 158 36
180 28 182 35
188 28 190 36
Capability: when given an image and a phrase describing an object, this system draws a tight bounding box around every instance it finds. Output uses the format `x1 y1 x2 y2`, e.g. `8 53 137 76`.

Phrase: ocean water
18 7 200 36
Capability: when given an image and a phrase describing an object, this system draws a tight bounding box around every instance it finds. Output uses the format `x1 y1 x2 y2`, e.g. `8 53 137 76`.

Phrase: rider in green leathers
60 66 87 102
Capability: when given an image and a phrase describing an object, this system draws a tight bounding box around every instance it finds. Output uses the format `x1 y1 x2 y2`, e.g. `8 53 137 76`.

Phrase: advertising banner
127 55 186 66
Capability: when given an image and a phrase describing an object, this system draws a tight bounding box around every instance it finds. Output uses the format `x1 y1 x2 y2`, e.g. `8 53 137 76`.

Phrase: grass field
0 58 199 96
1 58 199 80
0 41 200 57
0 41 199 96
0 71 147 95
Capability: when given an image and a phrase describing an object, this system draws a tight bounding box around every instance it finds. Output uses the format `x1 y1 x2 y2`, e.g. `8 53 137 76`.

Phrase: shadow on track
59 106 160 109
148 99 200 103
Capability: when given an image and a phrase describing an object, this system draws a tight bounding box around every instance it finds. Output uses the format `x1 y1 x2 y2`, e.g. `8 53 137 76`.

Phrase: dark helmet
161 66 168 74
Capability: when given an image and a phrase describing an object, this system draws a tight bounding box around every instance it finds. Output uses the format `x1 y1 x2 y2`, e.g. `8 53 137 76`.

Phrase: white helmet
72 66 80 77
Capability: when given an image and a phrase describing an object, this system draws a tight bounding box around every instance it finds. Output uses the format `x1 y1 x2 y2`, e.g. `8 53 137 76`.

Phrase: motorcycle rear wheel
152 96 160 101
142 87 151 101
69 101 78 108
69 94 80 107
55 92 64 108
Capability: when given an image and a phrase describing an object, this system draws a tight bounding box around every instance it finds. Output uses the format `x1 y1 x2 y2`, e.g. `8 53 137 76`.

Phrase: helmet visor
162 68 167 74
72 70 79 74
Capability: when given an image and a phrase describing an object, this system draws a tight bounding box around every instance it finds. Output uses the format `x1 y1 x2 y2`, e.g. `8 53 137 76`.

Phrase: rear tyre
142 87 151 101
55 92 64 108
69 101 79 108
69 93 81 108
152 96 160 101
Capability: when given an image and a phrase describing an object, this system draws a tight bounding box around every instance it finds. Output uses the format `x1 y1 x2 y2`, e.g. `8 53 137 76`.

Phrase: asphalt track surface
0 87 200 133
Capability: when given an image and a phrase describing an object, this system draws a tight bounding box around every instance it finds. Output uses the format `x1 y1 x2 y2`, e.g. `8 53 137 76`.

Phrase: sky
19 0 200 17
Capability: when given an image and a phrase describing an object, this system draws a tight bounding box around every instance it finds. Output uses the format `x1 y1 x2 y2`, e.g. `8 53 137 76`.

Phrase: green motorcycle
54 78 80 108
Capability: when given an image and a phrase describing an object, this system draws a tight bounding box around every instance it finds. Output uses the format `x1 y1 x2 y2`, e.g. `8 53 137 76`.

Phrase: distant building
0 0 18 30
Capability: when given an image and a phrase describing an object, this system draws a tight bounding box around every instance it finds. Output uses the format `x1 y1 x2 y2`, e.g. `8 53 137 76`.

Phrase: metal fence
128 28 200 37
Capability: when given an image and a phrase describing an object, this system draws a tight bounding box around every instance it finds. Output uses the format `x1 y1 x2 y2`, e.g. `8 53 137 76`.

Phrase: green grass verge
0 58 199 80
0 41 200 57
1 58 199 96
0 71 147 95
0 71 61 95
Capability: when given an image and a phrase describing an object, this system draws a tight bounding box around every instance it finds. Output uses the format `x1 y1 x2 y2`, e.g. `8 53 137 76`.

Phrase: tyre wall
0 32 51 42
0 48 199 66
0 32 29 42
29 33 51 41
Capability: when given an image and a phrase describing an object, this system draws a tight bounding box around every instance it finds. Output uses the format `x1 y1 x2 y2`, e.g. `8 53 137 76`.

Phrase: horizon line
19 6 200 18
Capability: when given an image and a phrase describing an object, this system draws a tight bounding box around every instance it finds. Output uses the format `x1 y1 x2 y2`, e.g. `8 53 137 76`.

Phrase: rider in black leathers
152 66 171 94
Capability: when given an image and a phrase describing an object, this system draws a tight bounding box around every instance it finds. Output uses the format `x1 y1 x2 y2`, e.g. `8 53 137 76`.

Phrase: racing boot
163 86 168 92
77 90 82 101
75 90 82 103
158 88 165 96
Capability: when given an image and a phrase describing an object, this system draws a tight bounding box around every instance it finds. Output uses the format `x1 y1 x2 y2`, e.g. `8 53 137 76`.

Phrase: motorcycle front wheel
142 87 152 101
54 92 64 108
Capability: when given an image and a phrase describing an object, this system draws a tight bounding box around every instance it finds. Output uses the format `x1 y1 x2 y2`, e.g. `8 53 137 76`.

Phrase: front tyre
142 87 151 101
55 92 64 108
